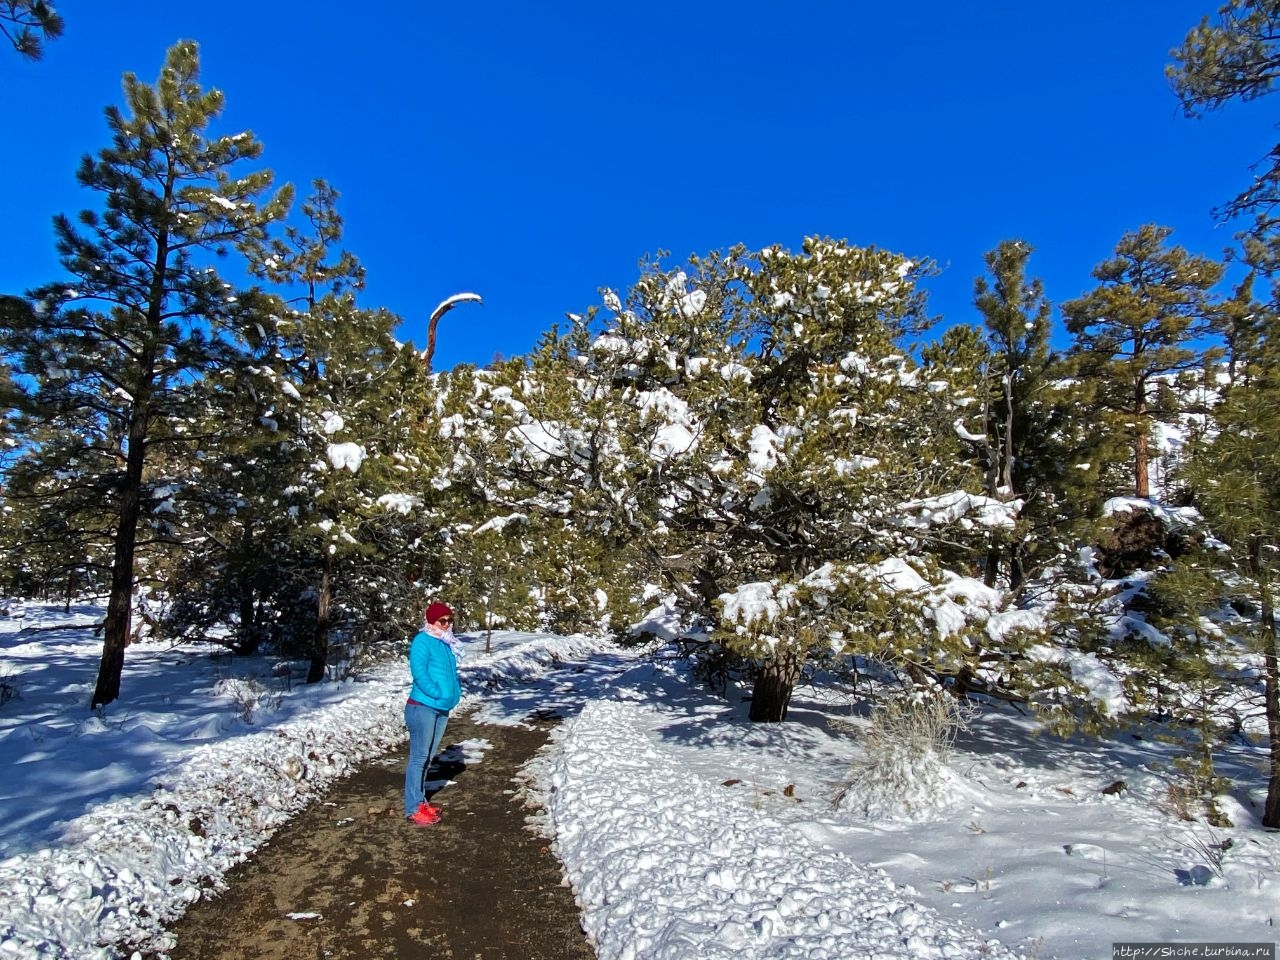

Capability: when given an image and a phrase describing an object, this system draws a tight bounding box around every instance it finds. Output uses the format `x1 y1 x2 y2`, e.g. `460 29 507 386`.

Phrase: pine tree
1138 559 1237 825
227 293 430 679
972 240 1054 499
155 294 301 655
1210 273 1272 386
1 293 112 599
417 239 1042 722
1170 0 1280 273
0 42 291 706
926 239 1062 591
0 0 62 60
234 178 424 679
509 239 1016 721
123 175 435 678
1062 224 1224 499
292 298 429 680
1178 351 1280 828
424 347 652 638
244 179 366 306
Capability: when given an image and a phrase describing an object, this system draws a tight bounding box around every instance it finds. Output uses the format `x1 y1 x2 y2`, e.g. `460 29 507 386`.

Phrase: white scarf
426 623 465 661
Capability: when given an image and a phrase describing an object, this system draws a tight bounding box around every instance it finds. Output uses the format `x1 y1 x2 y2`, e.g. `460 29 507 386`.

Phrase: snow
1062 649 1131 717
324 441 366 472
748 424 783 476
428 291 483 322
1102 497 1201 531
953 418 988 442
1 603 1278 959
833 454 880 475
0 606 610 959
376 492 421 514
638 390 697 460
719 581 789 631
506 421 568 464
896 490 1022 531
535 696 1014 960
470 512 529 535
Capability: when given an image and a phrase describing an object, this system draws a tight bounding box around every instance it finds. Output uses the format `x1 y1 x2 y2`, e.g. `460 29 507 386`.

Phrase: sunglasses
436 617 453 625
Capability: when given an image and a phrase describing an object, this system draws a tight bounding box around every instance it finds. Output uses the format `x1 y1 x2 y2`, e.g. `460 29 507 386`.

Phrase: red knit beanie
425 601 454 625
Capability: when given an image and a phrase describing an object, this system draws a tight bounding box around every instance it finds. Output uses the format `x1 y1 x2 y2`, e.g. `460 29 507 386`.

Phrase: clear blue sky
2 2 1273 370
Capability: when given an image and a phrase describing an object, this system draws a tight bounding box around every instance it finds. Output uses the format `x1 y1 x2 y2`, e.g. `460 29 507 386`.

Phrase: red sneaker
408 803 441 826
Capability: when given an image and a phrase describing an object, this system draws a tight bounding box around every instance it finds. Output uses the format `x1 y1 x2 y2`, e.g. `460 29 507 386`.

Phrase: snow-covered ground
532 654 1279 959
1 602 1277 959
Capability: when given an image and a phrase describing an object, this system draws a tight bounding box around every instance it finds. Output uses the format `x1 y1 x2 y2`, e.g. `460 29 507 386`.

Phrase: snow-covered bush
836 692 971 820
213 676 281 724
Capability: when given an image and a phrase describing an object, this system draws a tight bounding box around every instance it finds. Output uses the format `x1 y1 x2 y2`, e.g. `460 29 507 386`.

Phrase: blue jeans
403 702 451 816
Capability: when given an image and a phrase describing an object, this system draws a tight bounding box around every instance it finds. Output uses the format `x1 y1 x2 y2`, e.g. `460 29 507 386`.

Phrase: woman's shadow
424 742 469 797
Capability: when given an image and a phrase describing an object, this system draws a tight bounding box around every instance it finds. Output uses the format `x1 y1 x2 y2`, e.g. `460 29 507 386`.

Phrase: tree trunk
1255 542 1280 829
1000 372 1015 494
979 383 1006 589
235 588 259 656
233 527 260 656
983 542 1000 589
92 204 171 708
1263 638 1280 828
307 552 332 684
1008 542 1025 594
1259 624 1280 829
1134 384 1150 499
92 402 148 708
1244 536 1280 828
749 652 801 722
1135 429 1150 499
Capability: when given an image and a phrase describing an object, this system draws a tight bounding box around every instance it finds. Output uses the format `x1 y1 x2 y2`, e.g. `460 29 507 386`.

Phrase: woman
403 601 462 825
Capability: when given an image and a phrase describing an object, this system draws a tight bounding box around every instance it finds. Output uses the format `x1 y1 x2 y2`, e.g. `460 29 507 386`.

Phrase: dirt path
163 710 594 960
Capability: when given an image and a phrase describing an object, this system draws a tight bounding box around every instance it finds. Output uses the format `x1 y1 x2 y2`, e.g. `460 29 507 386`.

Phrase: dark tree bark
1262 624 1279 828
1252 537 1280 829
307 552 333 684
749 651 802 723
1135 385 1151 499
232 528 261 656
92 347 155 708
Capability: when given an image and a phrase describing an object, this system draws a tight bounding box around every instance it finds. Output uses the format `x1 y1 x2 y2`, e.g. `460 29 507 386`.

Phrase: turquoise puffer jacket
407 631 461 711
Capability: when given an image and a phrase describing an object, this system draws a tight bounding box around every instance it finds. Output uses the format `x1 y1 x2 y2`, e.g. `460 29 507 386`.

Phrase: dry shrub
0 664 19 706
836 692 971 820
